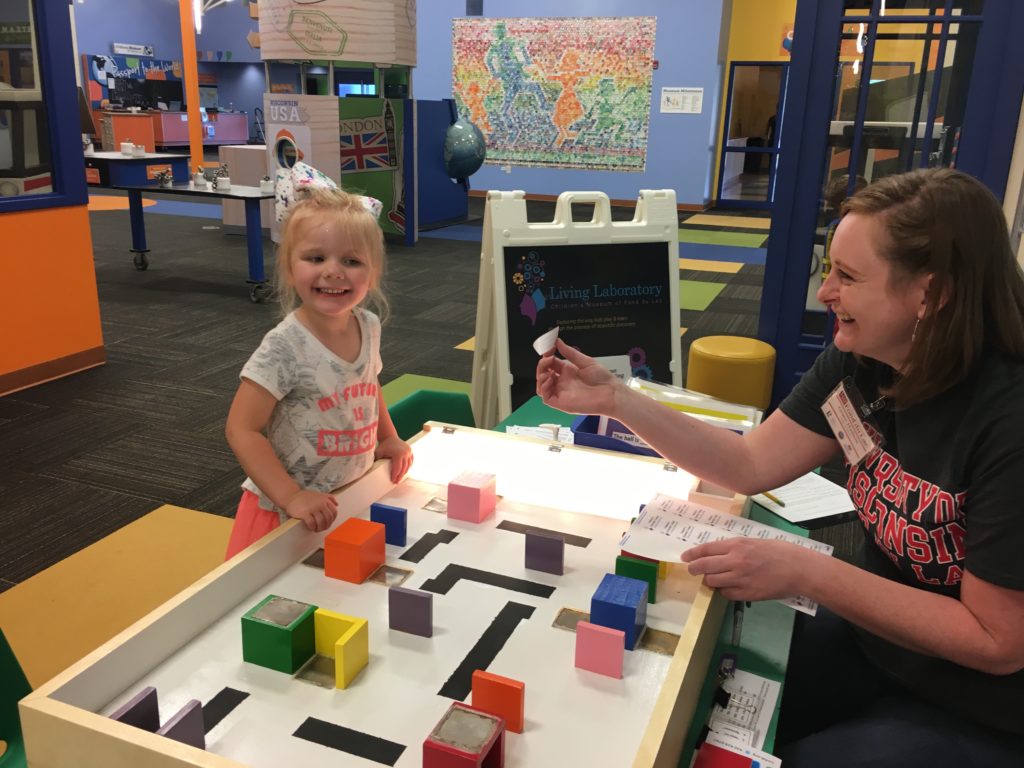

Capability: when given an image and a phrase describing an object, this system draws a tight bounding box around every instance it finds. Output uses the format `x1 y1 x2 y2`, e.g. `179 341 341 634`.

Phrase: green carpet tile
680 280 726 311
382 374 472 405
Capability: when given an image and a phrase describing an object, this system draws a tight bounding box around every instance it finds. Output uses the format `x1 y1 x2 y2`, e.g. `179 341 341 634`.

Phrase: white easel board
471 190 681 429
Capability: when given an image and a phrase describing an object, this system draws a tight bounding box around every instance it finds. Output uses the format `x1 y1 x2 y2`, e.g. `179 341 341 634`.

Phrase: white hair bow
274 161 383 223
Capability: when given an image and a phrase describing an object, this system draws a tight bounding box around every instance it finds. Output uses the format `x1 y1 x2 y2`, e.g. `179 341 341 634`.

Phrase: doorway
716 61 789 209
759 0 1022 404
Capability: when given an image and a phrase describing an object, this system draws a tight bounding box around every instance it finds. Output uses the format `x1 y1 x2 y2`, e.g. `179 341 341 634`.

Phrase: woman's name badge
821 378 884 465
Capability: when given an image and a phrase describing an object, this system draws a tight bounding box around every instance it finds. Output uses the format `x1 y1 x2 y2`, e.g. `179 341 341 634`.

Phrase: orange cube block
324 518 386 584
471 669 525 733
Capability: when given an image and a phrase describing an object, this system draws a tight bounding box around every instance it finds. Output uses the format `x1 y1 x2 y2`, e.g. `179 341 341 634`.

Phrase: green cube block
615 555 658 603
241 595 318 673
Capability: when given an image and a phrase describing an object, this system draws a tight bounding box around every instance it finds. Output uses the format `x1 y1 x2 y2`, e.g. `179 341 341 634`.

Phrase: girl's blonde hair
275 187 389 320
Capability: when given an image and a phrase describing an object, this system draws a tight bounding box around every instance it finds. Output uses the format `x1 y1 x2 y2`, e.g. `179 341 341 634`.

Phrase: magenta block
447 471 497 523
575 621 625 678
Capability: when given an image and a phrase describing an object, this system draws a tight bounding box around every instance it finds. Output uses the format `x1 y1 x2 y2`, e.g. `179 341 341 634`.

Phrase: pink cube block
447 471 497 523
575 620 625 678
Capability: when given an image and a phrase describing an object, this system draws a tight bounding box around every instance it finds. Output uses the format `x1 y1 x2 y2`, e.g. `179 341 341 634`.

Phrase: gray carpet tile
103 337 211 376
718 283 764 302
0 578 15 595
39 424 239 502
680 270 735 284
0 476 158 583
0 397 47 422
61 379 228 426
0 469 32 496
0 407 140 474
177 466 250 519
703 297 761 315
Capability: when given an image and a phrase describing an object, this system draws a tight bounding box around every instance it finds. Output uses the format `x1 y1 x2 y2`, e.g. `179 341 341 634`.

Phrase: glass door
758 0 1020 404
802 0 982 338
716 61 789 209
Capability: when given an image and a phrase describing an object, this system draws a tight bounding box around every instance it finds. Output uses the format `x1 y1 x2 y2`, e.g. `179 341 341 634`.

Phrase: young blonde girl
224 186 412 559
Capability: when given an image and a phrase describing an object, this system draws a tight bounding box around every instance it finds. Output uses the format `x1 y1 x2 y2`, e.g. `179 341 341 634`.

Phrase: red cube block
324 518 385 584
423 702 505 767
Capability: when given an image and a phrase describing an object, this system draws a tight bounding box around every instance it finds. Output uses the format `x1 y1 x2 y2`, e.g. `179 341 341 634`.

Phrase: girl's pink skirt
224 490 280 560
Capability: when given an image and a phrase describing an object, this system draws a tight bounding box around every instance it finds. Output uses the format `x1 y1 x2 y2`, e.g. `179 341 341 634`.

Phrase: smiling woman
818 210 930 375
536 168 1024 767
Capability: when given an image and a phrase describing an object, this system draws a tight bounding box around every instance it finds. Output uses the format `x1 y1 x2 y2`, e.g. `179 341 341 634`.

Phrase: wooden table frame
20 424 742 768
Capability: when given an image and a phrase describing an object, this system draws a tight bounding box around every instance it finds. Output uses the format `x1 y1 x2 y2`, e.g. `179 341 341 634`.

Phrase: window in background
0 0 53 198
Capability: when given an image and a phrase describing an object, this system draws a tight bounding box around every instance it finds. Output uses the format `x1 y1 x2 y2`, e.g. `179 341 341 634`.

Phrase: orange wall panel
1 205 104 377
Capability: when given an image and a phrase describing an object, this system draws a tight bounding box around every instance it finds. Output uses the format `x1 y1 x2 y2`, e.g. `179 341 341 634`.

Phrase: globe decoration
443 118 486 180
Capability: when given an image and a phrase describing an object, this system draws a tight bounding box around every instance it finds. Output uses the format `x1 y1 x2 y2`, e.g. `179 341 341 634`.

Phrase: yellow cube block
658 561 669 580
314 608 369 689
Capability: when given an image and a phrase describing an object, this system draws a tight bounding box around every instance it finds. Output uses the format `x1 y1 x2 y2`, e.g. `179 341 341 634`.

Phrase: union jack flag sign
340 131 395 171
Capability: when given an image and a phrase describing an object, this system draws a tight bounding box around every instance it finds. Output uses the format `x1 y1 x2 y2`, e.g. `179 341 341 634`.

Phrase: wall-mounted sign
112 43 154 57
0 23 31 45
660 87 703 114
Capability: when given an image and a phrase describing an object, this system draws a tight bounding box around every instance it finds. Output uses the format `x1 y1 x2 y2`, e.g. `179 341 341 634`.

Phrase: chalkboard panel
503 241 674 411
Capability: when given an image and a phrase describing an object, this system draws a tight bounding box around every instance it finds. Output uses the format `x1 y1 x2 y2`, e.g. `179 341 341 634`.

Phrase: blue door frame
758 0 1024 406
715 61 789 210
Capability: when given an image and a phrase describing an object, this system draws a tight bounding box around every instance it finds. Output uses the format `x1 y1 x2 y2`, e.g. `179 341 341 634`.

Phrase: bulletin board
471 190 681 428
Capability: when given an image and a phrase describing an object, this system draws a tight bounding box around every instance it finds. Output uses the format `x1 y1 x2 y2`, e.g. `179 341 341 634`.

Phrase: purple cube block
524 530 565 575
388 585 433 637
156 699 205 750
109 686 160 732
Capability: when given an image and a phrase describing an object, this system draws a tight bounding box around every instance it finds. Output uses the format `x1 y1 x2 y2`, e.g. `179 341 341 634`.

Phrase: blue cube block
370 502 408 546
590 573 648 650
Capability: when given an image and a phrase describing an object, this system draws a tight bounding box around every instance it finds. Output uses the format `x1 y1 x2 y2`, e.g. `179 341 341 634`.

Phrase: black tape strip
438 601 536 700
302 548 325 568
399 529 459 563
419 564 555 597
293 717 406 766
201 687 249 733
497 519 591 548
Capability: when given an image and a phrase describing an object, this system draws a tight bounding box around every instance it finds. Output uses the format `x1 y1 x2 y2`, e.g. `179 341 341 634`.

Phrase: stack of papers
618 493 833 614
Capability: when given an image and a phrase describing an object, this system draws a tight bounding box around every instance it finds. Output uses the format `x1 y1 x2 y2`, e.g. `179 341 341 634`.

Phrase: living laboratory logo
512 250 655 379
513 250 547 326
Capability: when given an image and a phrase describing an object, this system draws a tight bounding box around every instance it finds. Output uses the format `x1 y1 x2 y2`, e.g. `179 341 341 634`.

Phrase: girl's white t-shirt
239 308 383 520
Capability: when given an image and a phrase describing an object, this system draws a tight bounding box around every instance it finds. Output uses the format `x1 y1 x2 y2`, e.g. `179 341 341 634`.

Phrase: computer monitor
337 82 377 97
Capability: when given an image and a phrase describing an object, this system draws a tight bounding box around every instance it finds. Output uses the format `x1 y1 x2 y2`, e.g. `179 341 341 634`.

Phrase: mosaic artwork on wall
452 17 656 172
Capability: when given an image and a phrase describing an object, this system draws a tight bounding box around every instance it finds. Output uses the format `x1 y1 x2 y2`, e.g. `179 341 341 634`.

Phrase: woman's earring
912 317 920 343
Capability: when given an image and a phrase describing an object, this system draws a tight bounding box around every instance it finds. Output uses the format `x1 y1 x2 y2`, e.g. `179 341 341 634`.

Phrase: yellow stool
687 336 776 410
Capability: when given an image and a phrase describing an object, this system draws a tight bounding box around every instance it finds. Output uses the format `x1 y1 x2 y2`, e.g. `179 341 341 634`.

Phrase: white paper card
592 354 632 381
754 471 855 524
532 326 559 355
618 493 832 614
709 669 781 750
504 425 575 444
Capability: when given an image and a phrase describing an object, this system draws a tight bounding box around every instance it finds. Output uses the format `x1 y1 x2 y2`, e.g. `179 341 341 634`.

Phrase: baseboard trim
0 346 106 397
467 188 706 212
